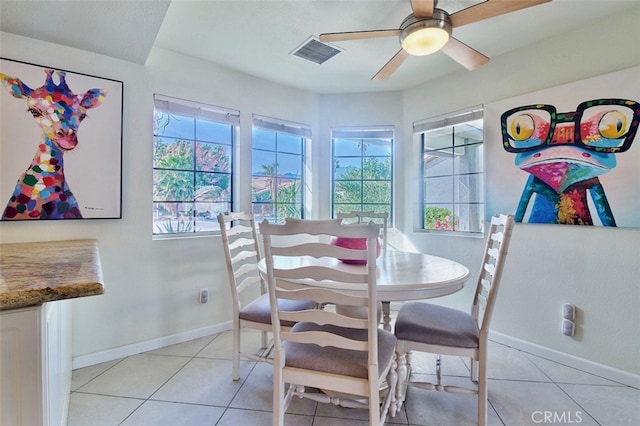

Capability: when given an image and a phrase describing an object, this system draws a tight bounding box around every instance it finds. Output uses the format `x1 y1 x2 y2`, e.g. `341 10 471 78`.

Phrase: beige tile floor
69 329 640 425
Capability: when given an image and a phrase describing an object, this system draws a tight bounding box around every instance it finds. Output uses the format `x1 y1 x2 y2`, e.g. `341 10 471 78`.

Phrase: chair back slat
228 237 257 251
282 331 369 351
486 246 500 261
275 266 369 284
271 242 368 261
337 210 388 224
279 308 368 329
236 275 262 294
226 224 254 236
223 221 253 231
234 262 258 280
262 218 342 236
476 292 488 311
275 286 368 307
472 214 515 332
483 262 496 278
230 250 258 265
218 212 264 311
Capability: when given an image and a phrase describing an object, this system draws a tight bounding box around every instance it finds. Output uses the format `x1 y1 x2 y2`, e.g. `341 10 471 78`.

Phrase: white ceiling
1 0 637 94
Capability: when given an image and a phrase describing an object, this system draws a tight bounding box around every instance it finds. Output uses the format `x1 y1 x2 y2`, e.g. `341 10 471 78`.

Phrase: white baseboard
72 324 638 389
489 331 640 389
72 321 232 369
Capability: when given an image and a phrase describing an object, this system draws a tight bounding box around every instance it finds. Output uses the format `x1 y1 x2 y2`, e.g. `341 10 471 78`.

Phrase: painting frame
0 57 123 220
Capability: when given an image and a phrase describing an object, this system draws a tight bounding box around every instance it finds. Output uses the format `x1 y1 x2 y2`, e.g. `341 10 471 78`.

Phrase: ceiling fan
319 0 551 81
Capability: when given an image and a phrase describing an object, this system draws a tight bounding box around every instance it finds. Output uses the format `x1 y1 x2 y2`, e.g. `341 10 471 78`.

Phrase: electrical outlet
562 303 575 320
562 319 575 336
199 288 209 304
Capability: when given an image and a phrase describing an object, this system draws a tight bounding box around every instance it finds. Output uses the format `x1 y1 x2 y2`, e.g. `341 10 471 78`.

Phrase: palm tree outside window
152 95 237 235
251 115 309 224
331 127 394 224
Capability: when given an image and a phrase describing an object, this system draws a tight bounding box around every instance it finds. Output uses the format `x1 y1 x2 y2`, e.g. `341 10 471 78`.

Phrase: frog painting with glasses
501 99 640 226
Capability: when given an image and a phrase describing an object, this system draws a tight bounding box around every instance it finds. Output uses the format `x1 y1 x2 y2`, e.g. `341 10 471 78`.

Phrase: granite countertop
0 239 104 311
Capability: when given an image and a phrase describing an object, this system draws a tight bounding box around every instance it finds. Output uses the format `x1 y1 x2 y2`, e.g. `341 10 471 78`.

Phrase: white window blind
332 127 394 140
252 114 311 138
413 106 483 134
154 94 239 125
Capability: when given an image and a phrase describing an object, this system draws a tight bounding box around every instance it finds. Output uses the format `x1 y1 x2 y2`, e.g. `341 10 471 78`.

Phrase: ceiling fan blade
450 0 551 28
440 37 489 71
372 49 410 81
410 0 435 18
319 29 400 43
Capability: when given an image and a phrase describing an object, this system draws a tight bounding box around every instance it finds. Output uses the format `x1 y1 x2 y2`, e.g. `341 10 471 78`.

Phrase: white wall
1 3 638 379
0 35 318 360
317 92 404 220
401 8 640 376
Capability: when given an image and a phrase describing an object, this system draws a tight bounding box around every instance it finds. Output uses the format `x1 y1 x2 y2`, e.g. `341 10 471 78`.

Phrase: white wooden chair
260 218 397 426
393 214 515 426
337 210 389 250
337 211 392 328
217 211 316 381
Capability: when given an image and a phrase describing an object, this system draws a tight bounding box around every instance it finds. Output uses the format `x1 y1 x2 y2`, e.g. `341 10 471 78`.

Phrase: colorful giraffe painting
0 69 107 219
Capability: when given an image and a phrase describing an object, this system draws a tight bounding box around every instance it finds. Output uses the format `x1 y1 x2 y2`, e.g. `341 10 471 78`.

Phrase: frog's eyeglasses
500 99 640 153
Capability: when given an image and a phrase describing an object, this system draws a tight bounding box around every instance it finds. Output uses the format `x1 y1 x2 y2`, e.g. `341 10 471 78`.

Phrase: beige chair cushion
284 322 397 379
394 302 479 348
239 293 316 327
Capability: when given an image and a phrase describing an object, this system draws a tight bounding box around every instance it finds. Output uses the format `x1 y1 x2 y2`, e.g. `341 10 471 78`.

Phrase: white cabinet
0 300 72 426
1 239 102 425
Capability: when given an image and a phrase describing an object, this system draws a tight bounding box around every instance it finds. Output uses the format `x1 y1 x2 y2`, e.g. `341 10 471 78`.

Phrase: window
416 107 484 233
153 95 238 235
251 115 308 224
331 128 393 222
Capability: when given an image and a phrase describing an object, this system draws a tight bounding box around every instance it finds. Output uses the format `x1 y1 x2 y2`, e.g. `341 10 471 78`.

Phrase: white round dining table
372 249 469 300
259 249 470 333
258 249 470 302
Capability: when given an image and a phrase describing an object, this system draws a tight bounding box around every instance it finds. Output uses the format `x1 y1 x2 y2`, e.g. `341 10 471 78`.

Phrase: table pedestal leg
382 301 391 331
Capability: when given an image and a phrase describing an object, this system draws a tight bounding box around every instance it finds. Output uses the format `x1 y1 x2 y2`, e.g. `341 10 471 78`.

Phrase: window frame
416 106 485 235
152 94 238 236
330 127 394 225
251 114 309 224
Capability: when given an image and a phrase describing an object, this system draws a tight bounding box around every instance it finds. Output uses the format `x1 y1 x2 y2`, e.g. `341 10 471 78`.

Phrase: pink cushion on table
330 237 381 264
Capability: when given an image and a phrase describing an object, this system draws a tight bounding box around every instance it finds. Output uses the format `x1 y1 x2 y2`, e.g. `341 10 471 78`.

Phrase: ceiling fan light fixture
400 9 452 56
401 27 450 56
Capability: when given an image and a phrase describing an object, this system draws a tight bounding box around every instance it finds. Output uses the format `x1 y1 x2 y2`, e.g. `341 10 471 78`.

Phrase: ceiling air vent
291 36 342 64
